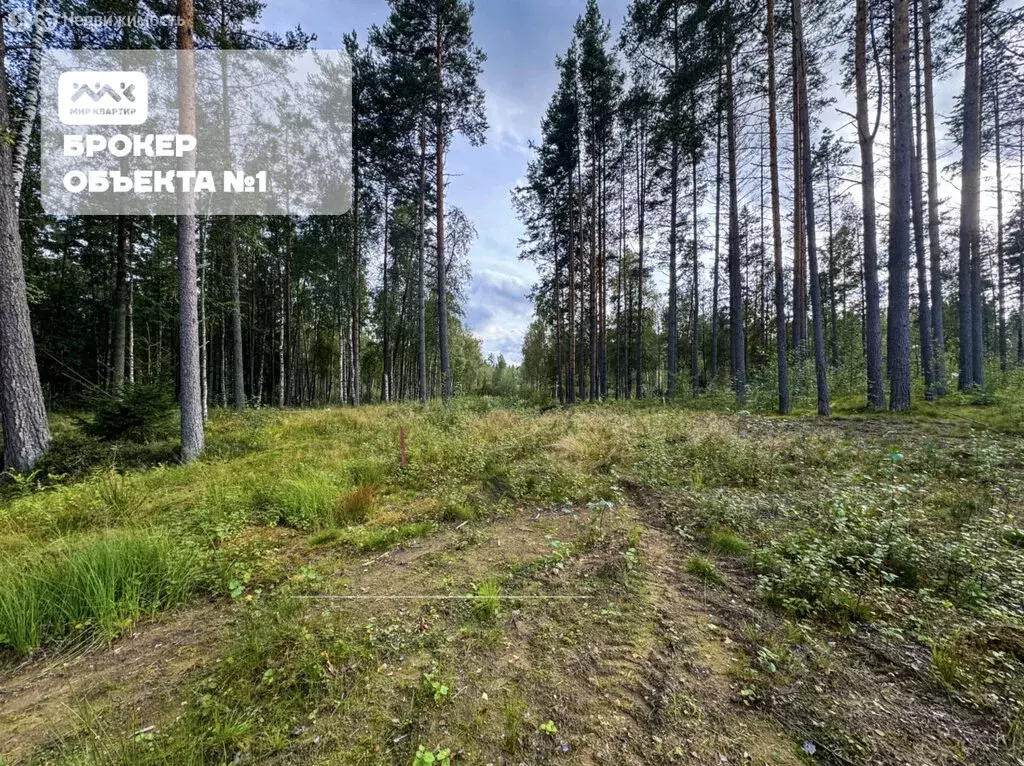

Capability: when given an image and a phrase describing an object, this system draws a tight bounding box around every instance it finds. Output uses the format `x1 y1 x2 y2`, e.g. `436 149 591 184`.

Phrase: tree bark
911 0 934 398
435 16 452 402
418 123 428 404
0 22 51 473
725 44 746 405
855 0 886 410
11 0 46 203
888 0 914 411
921 0 946 393
111 216 128 395
958 0 981 389
177 0 204 461
711 69 723 383
766 0 790 414
794 0 830 416
993 67 1006 372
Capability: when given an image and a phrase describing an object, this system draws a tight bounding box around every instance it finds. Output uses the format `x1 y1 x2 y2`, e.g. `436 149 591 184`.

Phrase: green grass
685 555 724 586
471 578 501 620
3 391 1024 764
0 530 200 653
249 474 339 531
309 521 438 552
708 529 750 556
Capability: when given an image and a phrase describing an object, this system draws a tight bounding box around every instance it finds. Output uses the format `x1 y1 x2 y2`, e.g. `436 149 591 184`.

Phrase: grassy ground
1 392 1022 765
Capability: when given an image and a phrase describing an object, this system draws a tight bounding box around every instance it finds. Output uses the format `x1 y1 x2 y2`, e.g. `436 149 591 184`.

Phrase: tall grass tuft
337 485 379 524
249 476 337 531
0 531 200 654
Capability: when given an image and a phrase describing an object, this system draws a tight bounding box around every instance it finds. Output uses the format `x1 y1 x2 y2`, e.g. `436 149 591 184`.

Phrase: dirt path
0 602 230 763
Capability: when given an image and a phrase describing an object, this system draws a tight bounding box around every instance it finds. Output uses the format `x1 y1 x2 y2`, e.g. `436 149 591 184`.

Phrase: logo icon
58 71 148 125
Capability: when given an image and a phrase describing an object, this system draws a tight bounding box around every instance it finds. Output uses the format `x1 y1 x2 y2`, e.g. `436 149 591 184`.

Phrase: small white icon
58 71 148 125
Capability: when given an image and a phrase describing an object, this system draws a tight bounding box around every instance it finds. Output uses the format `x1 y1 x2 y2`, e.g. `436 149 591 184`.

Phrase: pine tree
0 19 50 473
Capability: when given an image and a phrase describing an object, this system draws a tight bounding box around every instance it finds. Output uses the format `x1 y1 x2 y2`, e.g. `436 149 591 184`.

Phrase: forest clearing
2 393 1023 765
2 0 1024 762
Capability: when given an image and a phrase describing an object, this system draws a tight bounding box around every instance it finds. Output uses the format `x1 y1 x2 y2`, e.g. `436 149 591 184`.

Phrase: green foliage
98 470 148 521
470 579 500 620
412 745 451 766
0 531 200 653
709 529 749 556
83 385 177 444
503 692 527 753
250 476 338 531
930 630 972 691
684 556 723 586
422 670 451 705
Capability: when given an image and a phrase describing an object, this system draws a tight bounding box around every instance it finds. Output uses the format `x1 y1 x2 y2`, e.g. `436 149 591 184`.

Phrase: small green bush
83 384 177 444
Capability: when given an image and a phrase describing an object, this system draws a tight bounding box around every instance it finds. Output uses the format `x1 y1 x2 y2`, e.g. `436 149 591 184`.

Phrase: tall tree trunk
1018 121 1023 366
855 0 886 410
958 0 981 389
128 228 135 385
711 69 723 383
994 69 1006 372
667 138 679 397
199 220 208 421
219 32 245 412
791 14 807 353
888 0 913 411
725 44 746 405
912 0 934 398
590 153 598 402
11 0 46 203
418 123 428 404
381 185 391 402
569 153 578 404
824 155 839 367
435 18 452 402
111 216 128 395
691 133 700 394
0 21 51 473
970 31 984 387
794 0 831 416
921 0 946 393
633 119 644 400
177 0 204 460
351 143 361 405
767 0 790 414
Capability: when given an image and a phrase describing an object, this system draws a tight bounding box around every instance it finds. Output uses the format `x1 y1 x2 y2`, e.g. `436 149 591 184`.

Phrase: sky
263 0 1024 366
262 0 630 365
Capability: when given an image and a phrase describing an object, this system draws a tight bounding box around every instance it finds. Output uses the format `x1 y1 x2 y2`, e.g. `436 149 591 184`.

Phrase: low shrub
83 384 177 444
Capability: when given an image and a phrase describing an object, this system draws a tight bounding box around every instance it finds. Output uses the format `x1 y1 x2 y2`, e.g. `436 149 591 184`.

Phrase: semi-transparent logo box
40 49 352 216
